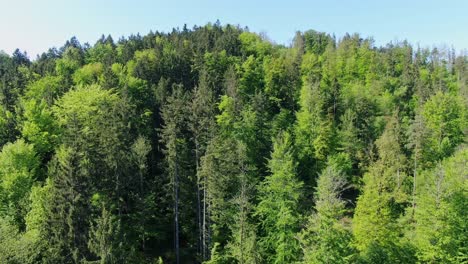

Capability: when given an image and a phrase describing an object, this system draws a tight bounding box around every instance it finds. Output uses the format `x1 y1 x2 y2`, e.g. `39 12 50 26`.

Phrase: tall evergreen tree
410 149 467 263
256 132 303 263
300 159 354 263
199 137 253 261
353 113 414 263
189 70 216 259
226 173 259 264
160 85 194 264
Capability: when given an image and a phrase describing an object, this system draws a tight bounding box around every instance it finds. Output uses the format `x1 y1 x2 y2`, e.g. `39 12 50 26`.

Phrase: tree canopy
0 23 466 263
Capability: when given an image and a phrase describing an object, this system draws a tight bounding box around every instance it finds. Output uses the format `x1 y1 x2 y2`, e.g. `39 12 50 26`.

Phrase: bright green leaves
239 32 272 57
239 55 264 96
24 75 63 105
73 62 104 85
353 114 414 263
55 47 83 78
300 161 354 264
0 139 39 229
410 149 468 263
20 99 59 155
86 40 116 65
420 91 466 165
19 76 63 155
0 23 466 264
53 84 120 129
264 51 299 110
216 95 236 133
24 179 52 234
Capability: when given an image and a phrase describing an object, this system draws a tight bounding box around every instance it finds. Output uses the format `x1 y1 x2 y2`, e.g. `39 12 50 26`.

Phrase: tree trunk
195 140 203 258
203 186 207 260
175 163 180 264
412 156 417 213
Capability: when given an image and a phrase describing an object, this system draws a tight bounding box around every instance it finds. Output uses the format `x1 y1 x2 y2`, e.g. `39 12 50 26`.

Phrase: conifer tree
189 70 216 258
353 113 414 263
199 137 253 261
410 149 468 263
160 85 193 264
225 156 258 264
300 160 354 264
256 132 303 263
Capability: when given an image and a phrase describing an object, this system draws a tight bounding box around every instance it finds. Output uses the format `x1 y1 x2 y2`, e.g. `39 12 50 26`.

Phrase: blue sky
1 0 467 58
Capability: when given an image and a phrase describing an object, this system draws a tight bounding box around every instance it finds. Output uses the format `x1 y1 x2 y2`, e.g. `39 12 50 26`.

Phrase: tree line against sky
0 22 466 263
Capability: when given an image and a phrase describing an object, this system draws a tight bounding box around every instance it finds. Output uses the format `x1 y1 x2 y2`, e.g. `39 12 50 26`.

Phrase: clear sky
1 0 467 58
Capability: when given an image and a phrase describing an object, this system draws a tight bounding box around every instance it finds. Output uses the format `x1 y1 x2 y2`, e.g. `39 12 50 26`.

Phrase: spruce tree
189 70 216 259
353 113 414 263
410 149 468 263
256 132 303 263
160 84 194 264
300 161 354 263
225 156 258 264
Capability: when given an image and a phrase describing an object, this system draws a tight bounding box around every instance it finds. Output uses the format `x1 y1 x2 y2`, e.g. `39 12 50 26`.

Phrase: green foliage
239 55 264 97
0 217 37 264
263 51 299 109
239 32 272 57
295 81 323 161
160 85 196 263
0 139 39 229
53 84 120 126
86 41 116 65
24 75 63 105
353 114 413 263
20 98 59 154
55 47 83 79
45 145 93 263
225 169 259 264
300 162 355 264
88 205 125 264
0 105 17 147
73 62 104 85
24 179 51 238
216 95 237 132
410 149 468 263
0 23 466 264
256 132 303 263
420 91 466 165
303 30 333 55
200 137 253 252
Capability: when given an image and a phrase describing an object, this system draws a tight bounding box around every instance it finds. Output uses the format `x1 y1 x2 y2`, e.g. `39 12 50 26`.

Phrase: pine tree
353 113 414 263
256 132 303 263
160 84 193 264
226 157 258 264
130 136 152 251
295 80 324 173
47 84 136 263
410 149 468 263
45 145 92 263
88 205 121 264
199 137 253 261
300 160 354 264
189 70 216 259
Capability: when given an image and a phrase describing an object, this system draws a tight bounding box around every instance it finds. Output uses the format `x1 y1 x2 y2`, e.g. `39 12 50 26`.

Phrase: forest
0 22 466 263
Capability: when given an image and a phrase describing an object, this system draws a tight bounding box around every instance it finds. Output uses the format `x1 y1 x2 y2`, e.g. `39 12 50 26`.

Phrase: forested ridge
0 22 466 263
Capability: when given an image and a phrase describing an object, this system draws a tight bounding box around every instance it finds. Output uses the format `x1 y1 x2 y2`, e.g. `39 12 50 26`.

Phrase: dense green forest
0 22 467 263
